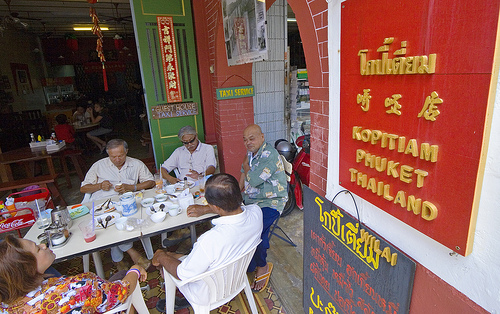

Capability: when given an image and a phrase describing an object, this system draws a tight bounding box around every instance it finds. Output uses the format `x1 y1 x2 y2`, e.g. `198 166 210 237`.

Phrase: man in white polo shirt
152 173 263 307
81 139 155 271
161 125 217 184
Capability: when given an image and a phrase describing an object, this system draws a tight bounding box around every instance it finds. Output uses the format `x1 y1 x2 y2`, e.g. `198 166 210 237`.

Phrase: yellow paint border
141 0 185 16
157 115 199 139
465 11 500 256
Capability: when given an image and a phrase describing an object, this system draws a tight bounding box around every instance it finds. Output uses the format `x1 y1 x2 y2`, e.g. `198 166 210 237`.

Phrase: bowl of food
155 194 168 202
141 198 155 208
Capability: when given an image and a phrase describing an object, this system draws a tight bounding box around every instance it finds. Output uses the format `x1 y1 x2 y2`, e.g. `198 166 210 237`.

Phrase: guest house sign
339 0 499 255
303 187 416 314
151 102 198 119
157 16 182 103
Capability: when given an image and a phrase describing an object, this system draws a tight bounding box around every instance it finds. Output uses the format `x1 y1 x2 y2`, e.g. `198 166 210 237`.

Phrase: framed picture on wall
10 63 33 95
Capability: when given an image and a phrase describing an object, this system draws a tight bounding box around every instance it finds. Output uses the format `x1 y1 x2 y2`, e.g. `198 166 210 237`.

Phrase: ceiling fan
3 0 42 21
101 2 132 24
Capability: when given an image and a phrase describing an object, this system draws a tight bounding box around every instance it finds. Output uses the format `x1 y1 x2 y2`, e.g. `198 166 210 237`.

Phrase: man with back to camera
80 139 155 271
239 124 288 292
152 173 263 310
161 125 217 184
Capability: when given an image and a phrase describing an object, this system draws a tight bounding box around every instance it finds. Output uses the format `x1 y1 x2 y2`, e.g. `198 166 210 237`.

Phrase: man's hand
101 180 113 191
114 183 129 194
152 249 168 267
242 155 250 174
186 170 200 180
166 176 181 184
187 204 211 217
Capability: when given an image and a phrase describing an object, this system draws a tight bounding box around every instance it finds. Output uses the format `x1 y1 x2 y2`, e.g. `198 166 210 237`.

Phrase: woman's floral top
1 273 130 314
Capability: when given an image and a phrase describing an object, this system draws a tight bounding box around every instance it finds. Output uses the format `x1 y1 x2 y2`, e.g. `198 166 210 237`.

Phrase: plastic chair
268 156 297 247
103 280 149 314
162 241 261 314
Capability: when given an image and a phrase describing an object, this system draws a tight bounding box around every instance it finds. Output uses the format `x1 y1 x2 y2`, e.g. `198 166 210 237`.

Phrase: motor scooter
275 134 310 217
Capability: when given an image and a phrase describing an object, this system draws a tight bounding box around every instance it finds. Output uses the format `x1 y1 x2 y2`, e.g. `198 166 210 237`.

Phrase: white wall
327 0 500 311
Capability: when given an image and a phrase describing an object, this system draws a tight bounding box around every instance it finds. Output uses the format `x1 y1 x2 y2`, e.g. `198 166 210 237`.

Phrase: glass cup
79 219 96 243
34 202 51 229
198 173 206 193
154 173 164 193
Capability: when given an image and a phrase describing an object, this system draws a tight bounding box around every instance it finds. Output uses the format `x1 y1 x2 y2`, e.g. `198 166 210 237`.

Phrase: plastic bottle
30 133 35 143
51 132 57 142
0 201 10 219
4 197 15 218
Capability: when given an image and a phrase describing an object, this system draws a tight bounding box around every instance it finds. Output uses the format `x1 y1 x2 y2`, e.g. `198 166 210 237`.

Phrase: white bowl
151 211 166 223
155 194 168 202
115 217 128 230
141 198 155 207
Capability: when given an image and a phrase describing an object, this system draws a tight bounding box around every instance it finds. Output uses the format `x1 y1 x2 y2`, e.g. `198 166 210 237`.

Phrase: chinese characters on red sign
157 16 182 103
340 0 499 256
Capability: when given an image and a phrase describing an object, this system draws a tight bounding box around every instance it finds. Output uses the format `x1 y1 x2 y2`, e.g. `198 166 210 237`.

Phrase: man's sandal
252 262 273 293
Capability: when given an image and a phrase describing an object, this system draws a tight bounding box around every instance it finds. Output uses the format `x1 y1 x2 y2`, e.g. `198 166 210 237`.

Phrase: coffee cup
165 185 176 195
168 204 182 216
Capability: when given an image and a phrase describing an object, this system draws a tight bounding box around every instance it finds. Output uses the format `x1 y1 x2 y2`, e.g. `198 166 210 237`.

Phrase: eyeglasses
181 136 197 145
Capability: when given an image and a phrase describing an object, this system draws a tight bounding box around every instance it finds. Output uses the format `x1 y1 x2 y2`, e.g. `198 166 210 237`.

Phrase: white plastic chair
163 241 261 314
103 280 149 314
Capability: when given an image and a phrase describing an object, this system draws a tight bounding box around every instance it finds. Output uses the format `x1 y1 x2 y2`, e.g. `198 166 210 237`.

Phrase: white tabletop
24 188 216 263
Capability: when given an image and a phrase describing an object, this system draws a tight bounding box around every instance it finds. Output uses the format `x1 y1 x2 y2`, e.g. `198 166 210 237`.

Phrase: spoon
159 204 165 212
165 194 177 198
97 217 105 228
104 215 112 229
150 205 156 213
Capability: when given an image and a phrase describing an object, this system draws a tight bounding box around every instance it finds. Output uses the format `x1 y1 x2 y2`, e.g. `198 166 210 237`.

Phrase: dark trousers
248 206 280 272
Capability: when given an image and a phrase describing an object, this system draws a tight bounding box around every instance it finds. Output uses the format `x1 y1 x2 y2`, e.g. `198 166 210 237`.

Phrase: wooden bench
0 174 67 206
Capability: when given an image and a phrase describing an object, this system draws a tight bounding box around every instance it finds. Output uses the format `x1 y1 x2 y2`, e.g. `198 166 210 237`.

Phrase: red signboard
157 16 183 103
339 0 499 256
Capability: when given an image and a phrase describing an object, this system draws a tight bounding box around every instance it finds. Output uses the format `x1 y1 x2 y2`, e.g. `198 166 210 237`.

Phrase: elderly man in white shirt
80 139 155 271
153 173 263 308
161 125 217 184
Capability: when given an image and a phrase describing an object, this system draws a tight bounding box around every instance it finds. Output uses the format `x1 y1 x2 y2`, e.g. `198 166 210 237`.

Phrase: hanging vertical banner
221 0 268 66
157 16 182 103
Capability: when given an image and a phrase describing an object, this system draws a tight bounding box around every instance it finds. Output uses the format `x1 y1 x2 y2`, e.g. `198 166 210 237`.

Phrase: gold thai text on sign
358 37 437 76
151 102 198 119
157 16 182 103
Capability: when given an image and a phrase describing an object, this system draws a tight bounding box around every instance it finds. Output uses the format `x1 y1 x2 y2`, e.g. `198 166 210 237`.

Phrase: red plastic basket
0 187 54 236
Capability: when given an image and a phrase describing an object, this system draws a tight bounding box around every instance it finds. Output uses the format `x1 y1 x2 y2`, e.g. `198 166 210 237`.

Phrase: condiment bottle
184 177 188 189
30 133 35 142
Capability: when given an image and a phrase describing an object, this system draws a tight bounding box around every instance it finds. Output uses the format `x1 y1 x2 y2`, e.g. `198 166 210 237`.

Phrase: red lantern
66 38 78 52
114 38 124 50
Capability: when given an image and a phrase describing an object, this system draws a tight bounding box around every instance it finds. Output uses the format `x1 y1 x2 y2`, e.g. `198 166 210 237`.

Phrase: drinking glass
79 219 96 243
198 173 206 193
154 173 164 193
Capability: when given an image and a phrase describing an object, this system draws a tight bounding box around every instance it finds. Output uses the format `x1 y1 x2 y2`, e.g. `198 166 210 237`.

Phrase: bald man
240 124 287 292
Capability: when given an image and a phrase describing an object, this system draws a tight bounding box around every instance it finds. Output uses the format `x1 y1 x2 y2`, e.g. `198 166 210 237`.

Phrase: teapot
50 205 73 229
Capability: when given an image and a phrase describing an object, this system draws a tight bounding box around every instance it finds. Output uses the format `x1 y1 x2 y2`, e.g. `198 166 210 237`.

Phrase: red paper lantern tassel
102 63 108 91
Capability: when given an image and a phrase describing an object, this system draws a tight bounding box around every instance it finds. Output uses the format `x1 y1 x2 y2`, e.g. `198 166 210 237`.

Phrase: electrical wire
331 189 363 229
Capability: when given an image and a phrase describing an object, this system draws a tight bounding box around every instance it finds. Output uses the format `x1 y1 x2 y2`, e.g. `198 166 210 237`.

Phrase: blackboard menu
303 186 416 314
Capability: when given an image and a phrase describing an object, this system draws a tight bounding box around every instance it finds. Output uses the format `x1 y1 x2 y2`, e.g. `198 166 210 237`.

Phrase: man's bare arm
152 249 182 280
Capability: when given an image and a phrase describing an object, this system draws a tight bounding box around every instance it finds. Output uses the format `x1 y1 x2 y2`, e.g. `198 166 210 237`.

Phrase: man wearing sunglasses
161 125 217 184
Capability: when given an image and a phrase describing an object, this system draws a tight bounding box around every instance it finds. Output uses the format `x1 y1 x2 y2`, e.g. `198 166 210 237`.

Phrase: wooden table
24 188 215 279
74 122 99 133
0 146 61 182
